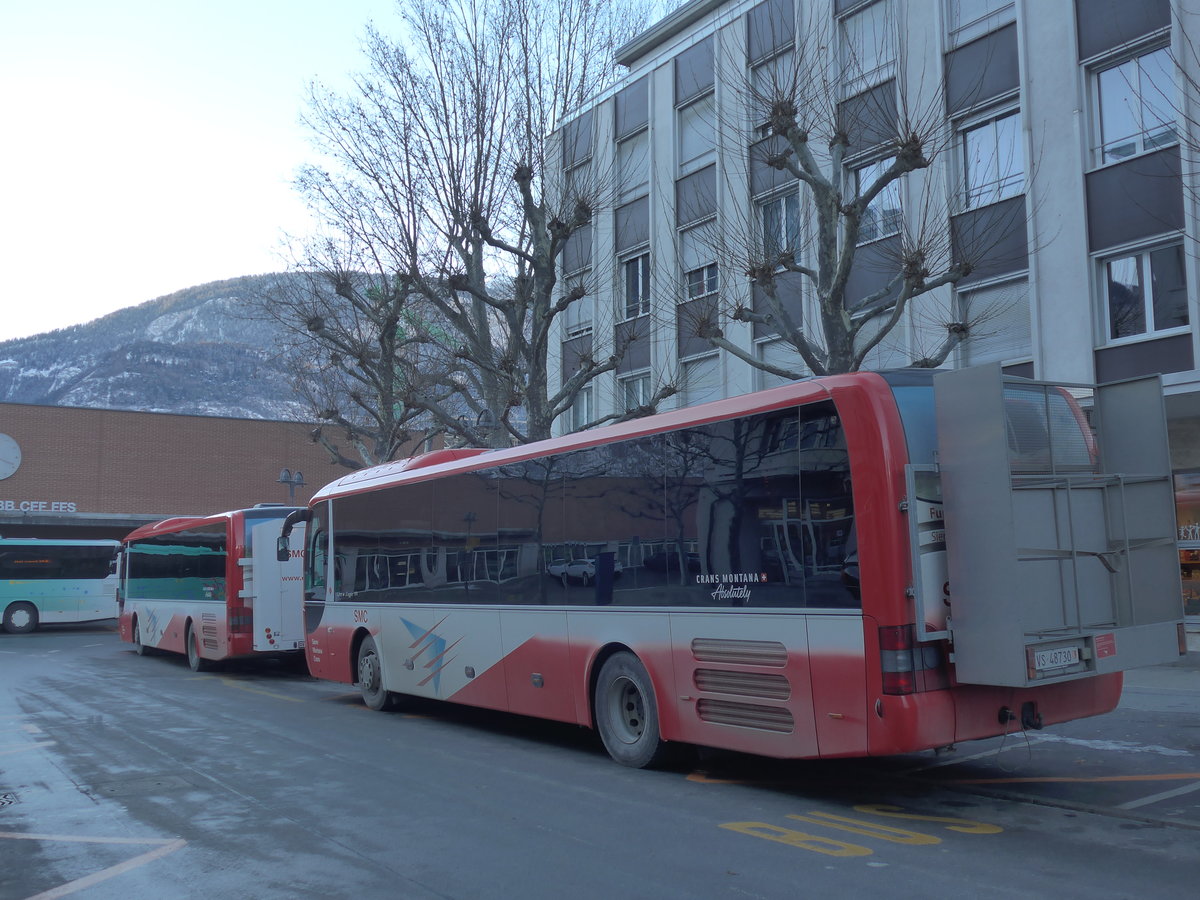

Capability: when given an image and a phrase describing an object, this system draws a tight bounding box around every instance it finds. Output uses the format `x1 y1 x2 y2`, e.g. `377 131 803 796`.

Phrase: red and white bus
278 365 1185 766
119 506 306 671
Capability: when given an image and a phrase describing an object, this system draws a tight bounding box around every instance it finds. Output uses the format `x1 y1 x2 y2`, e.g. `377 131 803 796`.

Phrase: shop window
1175 473 1200 618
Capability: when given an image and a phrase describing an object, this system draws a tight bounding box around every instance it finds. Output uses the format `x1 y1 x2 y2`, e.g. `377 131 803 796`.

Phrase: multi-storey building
548 0 1200 628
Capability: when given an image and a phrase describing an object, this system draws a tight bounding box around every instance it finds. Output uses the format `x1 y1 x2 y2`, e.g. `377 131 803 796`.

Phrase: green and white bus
0 538 120 633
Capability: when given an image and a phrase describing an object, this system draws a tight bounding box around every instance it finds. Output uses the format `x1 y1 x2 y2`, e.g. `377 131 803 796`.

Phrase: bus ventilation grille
693 669 791 701
696 699 794 733
690 638 787 667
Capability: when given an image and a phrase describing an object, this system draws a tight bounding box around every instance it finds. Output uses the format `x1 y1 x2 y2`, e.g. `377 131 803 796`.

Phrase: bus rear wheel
594 651 669 768
132 618 150 656
2 602 38 634
186 623 211 672
357 636 392 711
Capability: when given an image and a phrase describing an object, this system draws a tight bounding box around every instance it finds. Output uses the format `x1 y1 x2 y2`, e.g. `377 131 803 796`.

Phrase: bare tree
255 237 462 469
690 0 1032 378
294 0 672 448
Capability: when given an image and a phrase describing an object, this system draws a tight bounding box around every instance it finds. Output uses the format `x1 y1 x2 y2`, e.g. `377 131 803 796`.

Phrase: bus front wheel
2 602 38 634
186 623 211 672
357 636 392 711
594 651 669 768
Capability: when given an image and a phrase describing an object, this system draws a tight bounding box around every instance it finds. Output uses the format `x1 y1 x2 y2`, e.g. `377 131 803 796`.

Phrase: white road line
1117 779 1200 810
19 837 187 900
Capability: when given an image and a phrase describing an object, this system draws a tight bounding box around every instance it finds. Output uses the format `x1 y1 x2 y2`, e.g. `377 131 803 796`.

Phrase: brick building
0 403 339 540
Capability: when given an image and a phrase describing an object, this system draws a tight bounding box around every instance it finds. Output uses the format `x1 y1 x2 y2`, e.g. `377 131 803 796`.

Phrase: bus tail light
880 625 949 695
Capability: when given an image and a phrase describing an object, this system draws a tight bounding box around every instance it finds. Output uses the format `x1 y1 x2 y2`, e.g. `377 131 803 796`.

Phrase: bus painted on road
0 539 119 633
118 506 306 671
278 365 1186 766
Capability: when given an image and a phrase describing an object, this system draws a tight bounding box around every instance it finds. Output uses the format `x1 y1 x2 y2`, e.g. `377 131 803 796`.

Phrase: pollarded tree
296 0 674 448
256 238 464 469
692 0 1032 378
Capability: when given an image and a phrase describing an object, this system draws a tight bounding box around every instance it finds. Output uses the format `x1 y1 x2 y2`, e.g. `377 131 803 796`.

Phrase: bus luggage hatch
932 363 1184 688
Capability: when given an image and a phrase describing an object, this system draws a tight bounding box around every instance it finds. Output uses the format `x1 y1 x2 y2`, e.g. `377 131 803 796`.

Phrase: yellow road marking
851 804 1002 834
721 821 873 857
687 771 767 785
0 741 55 757
216 677 304 703
324 692 362 702
786 812 941 845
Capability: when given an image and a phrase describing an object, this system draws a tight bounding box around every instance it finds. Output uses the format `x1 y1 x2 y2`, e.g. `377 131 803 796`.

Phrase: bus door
246 519 306 651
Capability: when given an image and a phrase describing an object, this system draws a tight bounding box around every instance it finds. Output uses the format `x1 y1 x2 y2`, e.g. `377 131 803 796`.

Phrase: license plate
1034 646 1080 670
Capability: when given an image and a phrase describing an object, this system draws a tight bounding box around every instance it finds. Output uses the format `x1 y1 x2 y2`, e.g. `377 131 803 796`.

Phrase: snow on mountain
0 275 309 421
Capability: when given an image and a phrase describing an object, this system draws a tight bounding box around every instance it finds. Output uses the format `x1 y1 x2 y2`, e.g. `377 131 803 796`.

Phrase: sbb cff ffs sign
0 500 78 512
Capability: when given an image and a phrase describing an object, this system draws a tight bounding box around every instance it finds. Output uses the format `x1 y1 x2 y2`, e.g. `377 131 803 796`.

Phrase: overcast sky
0 0 398 342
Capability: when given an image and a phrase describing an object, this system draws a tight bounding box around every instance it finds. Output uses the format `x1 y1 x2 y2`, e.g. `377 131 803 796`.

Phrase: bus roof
311 370 917 504
121 506 302 543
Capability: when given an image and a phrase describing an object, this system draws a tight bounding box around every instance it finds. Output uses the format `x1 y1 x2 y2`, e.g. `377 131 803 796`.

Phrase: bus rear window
884 373 1097 475
887 384 939 466
1002 384 1098 474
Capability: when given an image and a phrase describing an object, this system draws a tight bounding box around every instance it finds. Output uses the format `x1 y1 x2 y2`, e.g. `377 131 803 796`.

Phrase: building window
679 92 716 169
751 49 795 135
570 384 593 431
681 354 722 407
962 109 1022 208
620 372 652 411
617 129 650 198
1103 243 1188 341
562 281 594 338
685 263 719 301
841 0 895 93
681 225 718 301
957 278 1031 365
623 253 651 319
1096 47 1175 165
761 190 801 260
946 0 1015 47
756 339 806 390
854 157 902 243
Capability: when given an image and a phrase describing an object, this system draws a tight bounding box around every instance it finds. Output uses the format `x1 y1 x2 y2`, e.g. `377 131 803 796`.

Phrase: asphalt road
1 624 1198 899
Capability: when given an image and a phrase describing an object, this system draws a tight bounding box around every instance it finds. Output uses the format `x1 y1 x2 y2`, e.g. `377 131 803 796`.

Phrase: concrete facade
548 0 1200 624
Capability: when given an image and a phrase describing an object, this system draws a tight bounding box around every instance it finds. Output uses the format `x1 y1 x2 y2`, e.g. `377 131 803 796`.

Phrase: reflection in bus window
125 524 227 603
320 400 857 610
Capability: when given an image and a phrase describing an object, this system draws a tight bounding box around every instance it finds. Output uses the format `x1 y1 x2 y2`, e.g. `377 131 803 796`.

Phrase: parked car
546 557 623 586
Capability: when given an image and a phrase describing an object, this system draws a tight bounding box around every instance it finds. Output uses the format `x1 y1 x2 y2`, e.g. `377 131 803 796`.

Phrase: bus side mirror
277 507 311 562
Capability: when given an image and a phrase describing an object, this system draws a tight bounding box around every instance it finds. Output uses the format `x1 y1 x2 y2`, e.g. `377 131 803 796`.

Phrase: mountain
0 275 310 420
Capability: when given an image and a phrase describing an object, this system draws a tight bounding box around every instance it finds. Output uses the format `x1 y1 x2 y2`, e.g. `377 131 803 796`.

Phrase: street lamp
278 468 306 503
